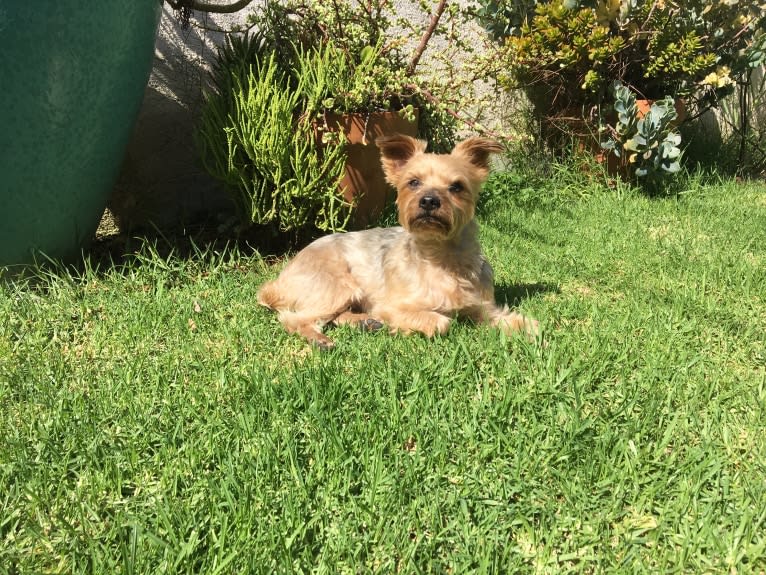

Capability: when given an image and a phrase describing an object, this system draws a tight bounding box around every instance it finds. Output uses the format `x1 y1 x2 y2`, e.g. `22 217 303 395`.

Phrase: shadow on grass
85 216 316 272
495 282 559 307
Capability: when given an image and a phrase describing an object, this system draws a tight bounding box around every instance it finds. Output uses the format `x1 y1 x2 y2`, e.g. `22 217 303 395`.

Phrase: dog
257 133 539 348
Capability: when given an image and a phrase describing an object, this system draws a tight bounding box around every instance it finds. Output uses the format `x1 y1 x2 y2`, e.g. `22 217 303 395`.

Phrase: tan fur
257 134 540 348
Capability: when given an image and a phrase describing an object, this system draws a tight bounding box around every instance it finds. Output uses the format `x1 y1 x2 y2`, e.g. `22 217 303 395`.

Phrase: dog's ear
376 134 427 183
452 138 504 172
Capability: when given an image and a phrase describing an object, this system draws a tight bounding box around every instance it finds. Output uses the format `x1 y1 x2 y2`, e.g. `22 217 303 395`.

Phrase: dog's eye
448 182 464 194
408 178 421 189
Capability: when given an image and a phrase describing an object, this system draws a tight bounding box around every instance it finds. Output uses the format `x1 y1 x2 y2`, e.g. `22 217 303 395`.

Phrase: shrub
198 47 351 232
476 0 766 182
250 0 457 152
482 0 765 113
601 81 682 185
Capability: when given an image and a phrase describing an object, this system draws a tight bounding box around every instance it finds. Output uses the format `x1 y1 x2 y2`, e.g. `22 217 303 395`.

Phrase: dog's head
376 134 503 240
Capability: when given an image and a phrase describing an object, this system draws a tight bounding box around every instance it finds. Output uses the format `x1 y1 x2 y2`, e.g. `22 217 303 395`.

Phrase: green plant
476 0 766 178
485 0 765 110
473 0 540 39
601 81 682 184
298 41 416 126
198 49 351 232
198 0 466 234
249 0 457 151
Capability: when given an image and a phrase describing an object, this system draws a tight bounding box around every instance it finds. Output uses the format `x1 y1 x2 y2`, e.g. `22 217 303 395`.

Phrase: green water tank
0 1 162 267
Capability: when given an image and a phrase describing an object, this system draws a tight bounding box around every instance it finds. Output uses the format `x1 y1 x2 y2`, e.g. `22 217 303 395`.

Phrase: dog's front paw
311 333 336 351
496 311 541 341
430 313 452 337
359 318 385 332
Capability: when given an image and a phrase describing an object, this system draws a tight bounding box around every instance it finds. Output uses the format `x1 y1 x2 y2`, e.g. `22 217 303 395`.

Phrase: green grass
1 174 765 573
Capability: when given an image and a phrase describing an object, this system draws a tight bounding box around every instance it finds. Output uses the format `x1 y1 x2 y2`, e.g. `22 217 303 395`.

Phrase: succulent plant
601 81 682 183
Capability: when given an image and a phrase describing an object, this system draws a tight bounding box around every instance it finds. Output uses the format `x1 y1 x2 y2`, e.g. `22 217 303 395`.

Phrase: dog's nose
419 195 441 211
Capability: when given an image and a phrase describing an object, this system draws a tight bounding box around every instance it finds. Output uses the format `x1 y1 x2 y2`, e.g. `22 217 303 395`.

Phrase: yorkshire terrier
257 134 539 348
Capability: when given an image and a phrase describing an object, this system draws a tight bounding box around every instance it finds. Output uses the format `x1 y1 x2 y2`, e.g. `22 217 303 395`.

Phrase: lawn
1 173 765 573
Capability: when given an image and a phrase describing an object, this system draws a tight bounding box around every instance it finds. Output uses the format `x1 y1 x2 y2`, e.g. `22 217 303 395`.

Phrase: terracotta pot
635 99 686 125
321 110 418 228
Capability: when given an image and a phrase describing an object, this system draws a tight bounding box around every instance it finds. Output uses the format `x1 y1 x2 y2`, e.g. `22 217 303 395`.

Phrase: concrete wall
110 4 250 232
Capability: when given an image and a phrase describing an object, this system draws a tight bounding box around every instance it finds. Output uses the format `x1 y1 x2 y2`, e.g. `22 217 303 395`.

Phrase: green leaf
624 135 647 151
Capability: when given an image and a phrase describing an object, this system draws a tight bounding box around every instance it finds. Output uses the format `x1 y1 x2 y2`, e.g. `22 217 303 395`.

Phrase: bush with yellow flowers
478 0 765 125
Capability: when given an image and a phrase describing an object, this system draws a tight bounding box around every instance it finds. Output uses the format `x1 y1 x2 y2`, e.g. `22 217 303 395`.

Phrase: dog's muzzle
406 192 450 232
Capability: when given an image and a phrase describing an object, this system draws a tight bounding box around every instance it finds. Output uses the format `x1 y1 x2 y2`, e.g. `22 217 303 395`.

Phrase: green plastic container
0 1 162 267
